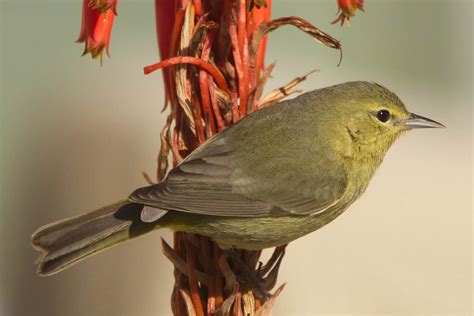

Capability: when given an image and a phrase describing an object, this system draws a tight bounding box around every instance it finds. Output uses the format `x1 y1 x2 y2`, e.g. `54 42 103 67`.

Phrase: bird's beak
400 113 445 129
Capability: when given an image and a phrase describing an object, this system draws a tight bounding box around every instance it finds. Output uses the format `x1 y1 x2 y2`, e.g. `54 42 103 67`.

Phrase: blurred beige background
0 0 472 315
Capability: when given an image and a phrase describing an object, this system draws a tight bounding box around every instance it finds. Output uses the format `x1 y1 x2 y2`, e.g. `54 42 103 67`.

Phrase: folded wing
130 130 347 218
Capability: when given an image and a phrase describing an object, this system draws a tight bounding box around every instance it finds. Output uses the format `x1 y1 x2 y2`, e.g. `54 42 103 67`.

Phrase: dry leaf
261 251 285 292
250 16 341 67
248 61 275 111
157 113 173 182
218 254 239 294
215 293 237 316
258 70 317 108
255 284 286 316
242 290 256 316
258 245 287 277
161 238 210 286
175 3 197 135
215 255 239 316
180 289 197 316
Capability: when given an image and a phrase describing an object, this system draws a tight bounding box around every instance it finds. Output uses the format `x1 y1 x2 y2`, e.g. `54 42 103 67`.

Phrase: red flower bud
77 0 118 64
332 0 365 26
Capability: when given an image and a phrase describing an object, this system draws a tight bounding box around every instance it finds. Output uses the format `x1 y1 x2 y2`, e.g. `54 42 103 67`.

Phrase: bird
31 81 444 276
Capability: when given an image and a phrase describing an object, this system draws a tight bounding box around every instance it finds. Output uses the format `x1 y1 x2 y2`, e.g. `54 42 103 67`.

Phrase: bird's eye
376 109 391 123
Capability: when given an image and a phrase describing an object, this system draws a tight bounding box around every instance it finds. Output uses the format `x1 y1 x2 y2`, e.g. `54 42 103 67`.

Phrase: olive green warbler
32 81 444 276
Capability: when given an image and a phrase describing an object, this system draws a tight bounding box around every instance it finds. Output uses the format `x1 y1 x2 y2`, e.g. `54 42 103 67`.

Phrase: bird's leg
225 248 271 300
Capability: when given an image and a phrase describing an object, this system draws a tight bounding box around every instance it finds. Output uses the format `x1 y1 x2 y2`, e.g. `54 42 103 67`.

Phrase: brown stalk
144 2 342 315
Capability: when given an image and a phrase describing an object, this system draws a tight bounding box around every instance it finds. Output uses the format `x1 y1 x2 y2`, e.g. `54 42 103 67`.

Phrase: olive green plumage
31 81 444 276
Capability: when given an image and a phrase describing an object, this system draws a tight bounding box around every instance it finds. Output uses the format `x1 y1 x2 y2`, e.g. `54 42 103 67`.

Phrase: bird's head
317 81 445 159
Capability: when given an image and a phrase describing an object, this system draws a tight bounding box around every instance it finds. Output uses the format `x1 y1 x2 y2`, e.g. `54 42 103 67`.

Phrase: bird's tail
31 200 158 276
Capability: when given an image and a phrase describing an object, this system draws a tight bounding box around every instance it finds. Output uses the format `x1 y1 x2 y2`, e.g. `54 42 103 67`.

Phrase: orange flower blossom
332 0 365 26
77 0 118 63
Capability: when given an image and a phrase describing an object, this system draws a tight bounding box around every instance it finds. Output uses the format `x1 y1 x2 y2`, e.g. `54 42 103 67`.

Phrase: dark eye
376 109 391 123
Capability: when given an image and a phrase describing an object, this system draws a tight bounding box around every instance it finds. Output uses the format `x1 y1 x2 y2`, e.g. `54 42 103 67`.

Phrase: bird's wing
129 131 348 218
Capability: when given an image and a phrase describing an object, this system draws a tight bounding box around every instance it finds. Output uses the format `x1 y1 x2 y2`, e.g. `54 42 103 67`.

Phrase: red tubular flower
77 0 118 63
332 0 364 26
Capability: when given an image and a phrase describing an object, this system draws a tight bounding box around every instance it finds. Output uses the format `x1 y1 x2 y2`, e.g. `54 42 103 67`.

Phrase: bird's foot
225 248 272 300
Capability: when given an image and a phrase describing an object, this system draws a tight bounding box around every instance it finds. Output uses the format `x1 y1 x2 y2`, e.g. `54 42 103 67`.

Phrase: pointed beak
401 113 445 129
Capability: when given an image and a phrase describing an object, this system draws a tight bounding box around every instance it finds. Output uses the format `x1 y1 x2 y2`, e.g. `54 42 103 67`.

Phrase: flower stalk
76 0 359 314
144 2 341 314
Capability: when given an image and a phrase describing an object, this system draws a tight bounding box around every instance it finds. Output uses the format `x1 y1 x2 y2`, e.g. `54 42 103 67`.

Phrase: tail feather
32 200 158 276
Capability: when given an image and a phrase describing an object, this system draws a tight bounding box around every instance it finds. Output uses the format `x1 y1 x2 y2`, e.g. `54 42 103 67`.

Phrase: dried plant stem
145 1 341 314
